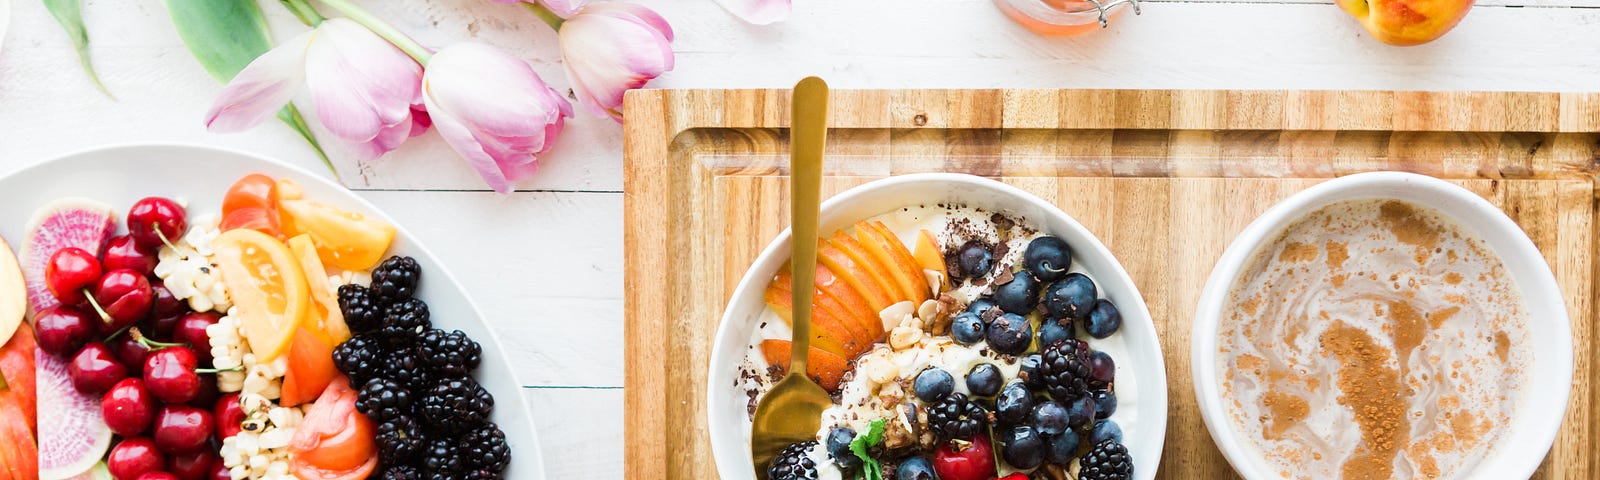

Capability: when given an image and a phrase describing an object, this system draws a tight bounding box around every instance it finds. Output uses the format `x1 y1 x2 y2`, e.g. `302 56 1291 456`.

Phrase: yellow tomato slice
288 235 350 346
213 229 310 363
278 198 396 272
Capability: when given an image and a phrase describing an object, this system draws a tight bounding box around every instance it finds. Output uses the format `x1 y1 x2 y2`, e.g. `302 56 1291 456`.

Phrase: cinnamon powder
1322 322 1410 480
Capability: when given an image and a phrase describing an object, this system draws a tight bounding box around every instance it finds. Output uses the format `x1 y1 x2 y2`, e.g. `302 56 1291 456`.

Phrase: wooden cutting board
622 89 1600 479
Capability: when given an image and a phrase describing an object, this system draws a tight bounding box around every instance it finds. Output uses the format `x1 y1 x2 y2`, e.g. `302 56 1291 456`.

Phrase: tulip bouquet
43 0 790 192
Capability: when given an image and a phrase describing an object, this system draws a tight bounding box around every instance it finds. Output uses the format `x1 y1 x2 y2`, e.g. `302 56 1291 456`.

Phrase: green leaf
161 0 336 178
41 0 112 98
849 419 886 480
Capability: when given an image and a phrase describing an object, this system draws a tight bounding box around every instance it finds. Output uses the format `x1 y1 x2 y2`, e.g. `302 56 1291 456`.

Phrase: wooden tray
622 89 1600 479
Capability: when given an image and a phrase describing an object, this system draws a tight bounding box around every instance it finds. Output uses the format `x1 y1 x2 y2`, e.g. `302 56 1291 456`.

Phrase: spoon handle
788 76 828 374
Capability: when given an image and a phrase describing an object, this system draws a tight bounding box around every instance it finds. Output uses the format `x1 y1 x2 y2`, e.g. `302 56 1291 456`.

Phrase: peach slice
853 222 920 305
861 222 932 305
766 268 872 357
759 339 848 392
828 232 908 306
763 281 851 358
816 264 886 343
913 229 948 290
816 239 893 311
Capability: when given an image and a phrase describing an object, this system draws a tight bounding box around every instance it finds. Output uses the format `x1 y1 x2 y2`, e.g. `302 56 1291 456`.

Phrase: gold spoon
750 76 833 479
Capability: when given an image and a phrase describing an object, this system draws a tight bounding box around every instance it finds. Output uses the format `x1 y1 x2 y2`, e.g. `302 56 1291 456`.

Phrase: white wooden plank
523 387 624 478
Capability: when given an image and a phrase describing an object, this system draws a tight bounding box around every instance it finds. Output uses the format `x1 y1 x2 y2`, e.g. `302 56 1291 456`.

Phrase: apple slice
759 339 848 392
913 229 948 290
828 232 908 306
765 272 861 358
858 222 931 305
816 239 893 311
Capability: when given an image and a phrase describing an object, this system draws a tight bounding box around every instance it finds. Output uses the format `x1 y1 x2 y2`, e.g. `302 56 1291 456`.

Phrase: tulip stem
279 0 327 27
314 0 433 64
525 3 565 31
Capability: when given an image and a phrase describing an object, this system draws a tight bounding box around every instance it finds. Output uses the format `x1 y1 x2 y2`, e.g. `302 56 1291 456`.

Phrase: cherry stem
103 324 132 341
130 327 186 350
82 288 112 325
153 224 183 252
196 366 242 374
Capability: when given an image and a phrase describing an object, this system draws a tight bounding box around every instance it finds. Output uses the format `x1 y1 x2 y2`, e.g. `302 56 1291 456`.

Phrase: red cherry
189 373 220 409
167 449 217 480
102 235 158 277
992 474 1027 480
148 282 189 337
108 437 165 480
933 434 997 480
153 405 214 454
46 247 100 305
209 462 229 480
213 393 244 440
128 197 187 251
103 378 158 437
33 305 96 356
111 334 156 372
136 473 179 480
69 341 128 395
172 312 220 366
93 269 154 332
144 347 200 404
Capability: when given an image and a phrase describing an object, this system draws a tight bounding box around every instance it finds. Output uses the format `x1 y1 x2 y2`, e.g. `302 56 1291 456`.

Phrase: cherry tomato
289 378 377 480
222 174 278 215
219 208 278 237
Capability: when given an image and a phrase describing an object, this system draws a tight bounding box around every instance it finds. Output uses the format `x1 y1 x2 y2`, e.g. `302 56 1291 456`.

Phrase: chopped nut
877 381 905 405
889 326 923 350
863 354 900 384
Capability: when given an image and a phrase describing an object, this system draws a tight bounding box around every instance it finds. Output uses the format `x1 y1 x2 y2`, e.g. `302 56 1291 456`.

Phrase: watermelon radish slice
63 463 109 480
19 199 117 319
37 351 111 480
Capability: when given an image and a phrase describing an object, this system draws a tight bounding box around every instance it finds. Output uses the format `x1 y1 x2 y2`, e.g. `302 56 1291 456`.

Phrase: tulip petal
539 0 589 18
560 3 674 121
712 0 790 25
423 42 572 193
204 29 314 132
303 19 423 158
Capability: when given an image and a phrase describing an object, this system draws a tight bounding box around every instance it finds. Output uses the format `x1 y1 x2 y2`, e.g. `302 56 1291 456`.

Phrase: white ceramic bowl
707 173 1168 479
0 144 545 478
1191 172 1572 479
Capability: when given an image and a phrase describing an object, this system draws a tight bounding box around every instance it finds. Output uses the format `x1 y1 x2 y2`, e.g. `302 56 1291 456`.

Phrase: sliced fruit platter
0 145 541 480
709 174 1167 480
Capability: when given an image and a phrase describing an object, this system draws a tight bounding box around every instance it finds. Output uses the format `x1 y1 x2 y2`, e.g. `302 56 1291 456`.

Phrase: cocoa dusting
1322 322 1410 480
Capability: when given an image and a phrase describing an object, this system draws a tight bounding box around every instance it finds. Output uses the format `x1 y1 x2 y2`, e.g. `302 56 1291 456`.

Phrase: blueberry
1084 299 1122 339
1030 401 1070 436
1090 419 1123 445
985 313 1033 356
992 273 1040 314
1093 390 1117 419
1018 354 1043 389
1037 318 1072 348
954 240 994 279
1023 237 1072 282
996 381 1034 426
1067 395 1097 428
966 363 1003 397
967 298 1000 319
1045 430 1080 465
1043 273 1097 320
998 426 1046 470
1088 350 1116 388
950 312 985 346
826 427 859 469
914 368 955 402
895 456 936 480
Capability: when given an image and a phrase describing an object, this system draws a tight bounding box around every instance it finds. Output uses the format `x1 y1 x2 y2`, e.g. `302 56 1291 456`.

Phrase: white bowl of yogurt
1192 172 1573 480
708 173 1168 479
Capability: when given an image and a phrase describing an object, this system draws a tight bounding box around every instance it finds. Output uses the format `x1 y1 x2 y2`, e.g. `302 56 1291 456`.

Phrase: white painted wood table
1 0 1597 477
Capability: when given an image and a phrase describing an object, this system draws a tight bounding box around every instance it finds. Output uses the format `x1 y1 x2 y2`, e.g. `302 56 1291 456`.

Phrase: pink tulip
205 18 426 159
490 0 589 18
422 42 573 193
714 0 790 25
558 2 674 121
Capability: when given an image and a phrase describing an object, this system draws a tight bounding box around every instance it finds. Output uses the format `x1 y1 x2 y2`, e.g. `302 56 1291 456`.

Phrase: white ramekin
1191 171 1573 479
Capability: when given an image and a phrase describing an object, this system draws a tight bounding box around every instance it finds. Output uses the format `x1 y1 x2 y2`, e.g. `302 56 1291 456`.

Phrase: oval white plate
0 144 546 478
707 173 1168 479
1191 172 1572 479
1 0 9 55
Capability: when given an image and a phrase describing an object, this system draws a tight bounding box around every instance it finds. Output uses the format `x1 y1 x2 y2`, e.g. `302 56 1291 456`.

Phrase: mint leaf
848 419 886 480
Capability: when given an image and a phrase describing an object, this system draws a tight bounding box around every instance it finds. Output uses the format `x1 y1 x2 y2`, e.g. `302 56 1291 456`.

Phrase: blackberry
382 345 432 387
376 416 424 465
419 376 493 434
358 378 412 422
766 441 818 480
419 329 482 376
927 393 988 440
1039 339 1093 402
381 298 432 340
380 466 422 480
338 285 384 333
464 424 512 472
461 470 501 480
332 335 385 384
1078 440 1133 480
420 438 463 476
371 256 422 303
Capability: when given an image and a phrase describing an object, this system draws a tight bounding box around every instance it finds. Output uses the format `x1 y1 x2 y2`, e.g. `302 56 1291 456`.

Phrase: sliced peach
856 222 931 305
759 339 848 392
913 229 948 290
871 221 933 303
766 273 859 357
828 232 906 302
853 223 917 304
816 239 893 311
814 262 886 344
